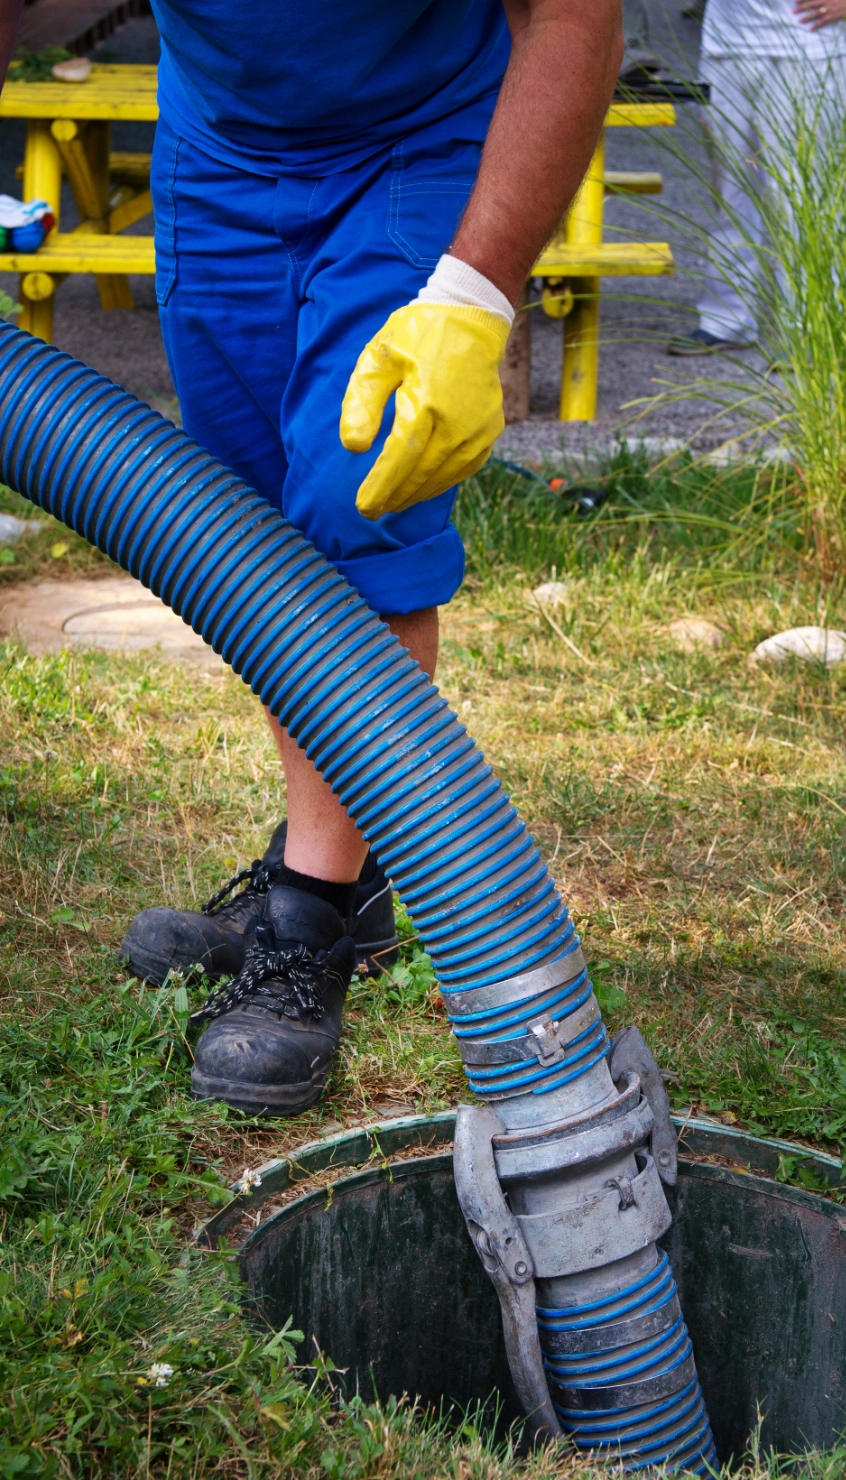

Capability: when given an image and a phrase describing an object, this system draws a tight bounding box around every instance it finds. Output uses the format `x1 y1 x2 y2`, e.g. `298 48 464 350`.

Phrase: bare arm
451 0 624 304
0 0 22 84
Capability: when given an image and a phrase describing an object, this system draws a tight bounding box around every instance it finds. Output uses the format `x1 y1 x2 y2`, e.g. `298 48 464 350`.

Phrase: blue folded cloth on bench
0 195 54 252
8 221 48 251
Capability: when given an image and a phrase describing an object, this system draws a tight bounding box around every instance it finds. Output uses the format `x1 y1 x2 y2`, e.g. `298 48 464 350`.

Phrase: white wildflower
238 1167 262 1195
148 1362 174 1389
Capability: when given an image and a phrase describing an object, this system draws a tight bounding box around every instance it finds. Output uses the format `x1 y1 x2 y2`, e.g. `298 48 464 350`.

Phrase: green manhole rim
199 1111 845 1254
209 1113 846 1463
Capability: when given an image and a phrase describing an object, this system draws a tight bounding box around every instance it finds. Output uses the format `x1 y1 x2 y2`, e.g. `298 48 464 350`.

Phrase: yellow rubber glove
340 302 511 521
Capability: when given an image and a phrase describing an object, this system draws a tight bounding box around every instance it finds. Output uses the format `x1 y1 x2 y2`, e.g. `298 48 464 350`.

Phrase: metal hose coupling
451 951 717 1474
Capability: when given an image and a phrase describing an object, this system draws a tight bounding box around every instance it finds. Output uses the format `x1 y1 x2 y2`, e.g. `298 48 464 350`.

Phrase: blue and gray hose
0 323 716 1474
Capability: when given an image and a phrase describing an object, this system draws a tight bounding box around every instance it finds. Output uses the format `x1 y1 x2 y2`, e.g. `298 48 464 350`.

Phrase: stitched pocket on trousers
387 147 477 270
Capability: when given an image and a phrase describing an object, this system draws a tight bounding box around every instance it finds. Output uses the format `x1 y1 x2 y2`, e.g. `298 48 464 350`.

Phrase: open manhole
202 1115 846 1466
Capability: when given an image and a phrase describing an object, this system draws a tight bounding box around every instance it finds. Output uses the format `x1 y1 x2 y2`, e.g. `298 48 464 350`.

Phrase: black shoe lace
190 940 343 1023
201 859 276 916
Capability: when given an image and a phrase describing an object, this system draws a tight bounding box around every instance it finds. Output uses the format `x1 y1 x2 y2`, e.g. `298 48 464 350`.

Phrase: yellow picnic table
0 63 157 339
529 101 676 422
0 66 674 420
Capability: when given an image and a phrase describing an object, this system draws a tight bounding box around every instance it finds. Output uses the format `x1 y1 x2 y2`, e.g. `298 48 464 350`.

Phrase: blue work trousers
151 108 490 614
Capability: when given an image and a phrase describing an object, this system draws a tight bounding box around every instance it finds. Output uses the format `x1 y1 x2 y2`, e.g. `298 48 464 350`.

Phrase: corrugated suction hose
0 323 716 1474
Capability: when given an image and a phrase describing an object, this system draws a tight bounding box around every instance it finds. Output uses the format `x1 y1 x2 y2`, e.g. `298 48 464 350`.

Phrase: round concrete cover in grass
0 575 216 661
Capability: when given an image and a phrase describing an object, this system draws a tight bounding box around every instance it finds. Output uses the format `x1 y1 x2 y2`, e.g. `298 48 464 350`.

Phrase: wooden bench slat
534 242 673 277
0 64 158 121
0 69 672 130
604 171 663 195
0 233 155 273
2 235 669 281
605 102 676 127
109 151 152 183
109 189 152 234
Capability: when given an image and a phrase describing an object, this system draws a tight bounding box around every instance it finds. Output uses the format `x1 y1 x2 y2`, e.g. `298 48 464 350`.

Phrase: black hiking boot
119 822 398 985
190 885 357 1116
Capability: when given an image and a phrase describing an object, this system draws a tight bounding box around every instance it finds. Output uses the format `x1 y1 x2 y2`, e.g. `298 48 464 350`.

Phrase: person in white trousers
668 0 846 354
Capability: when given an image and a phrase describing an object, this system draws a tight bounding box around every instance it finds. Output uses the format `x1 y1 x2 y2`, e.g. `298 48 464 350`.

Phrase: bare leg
265 607 439 882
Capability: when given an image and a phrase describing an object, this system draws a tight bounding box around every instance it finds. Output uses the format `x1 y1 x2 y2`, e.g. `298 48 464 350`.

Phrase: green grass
9 47 73 82
617 68 846 568
459 450 809 589
0 482 114 584
2 459 846 1476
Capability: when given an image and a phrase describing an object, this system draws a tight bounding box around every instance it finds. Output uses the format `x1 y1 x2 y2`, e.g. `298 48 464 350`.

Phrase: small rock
748 626 846 667
51 57 92 83
669 616 725 653
531 581 568 608
0 512 43 543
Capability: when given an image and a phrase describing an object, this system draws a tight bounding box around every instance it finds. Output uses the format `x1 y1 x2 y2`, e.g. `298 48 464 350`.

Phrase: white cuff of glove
415 253 515 328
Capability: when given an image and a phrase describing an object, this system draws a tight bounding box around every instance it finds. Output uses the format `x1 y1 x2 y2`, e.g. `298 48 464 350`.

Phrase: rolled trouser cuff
335 523 465 616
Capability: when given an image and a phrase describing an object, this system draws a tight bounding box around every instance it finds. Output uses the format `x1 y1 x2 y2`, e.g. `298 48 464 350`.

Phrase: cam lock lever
608 1024 678 1186
453 1104 561 1439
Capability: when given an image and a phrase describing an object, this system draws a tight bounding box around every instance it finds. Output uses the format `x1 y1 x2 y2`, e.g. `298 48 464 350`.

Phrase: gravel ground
1 4 765 460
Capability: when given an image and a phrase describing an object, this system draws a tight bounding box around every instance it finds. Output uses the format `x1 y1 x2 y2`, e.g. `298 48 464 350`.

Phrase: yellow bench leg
561 277 600 422
18 291 56 342
19 121 62 341
50 119 134 312
51 119 102 218
560 135 605 422
87 122 134 311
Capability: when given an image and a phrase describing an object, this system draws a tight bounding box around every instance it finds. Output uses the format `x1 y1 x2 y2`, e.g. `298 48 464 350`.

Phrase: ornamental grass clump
747 70 846 574
623 65 846 575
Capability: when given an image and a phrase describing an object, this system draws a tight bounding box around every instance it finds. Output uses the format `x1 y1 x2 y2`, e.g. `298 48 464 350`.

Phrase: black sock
277 864 357 919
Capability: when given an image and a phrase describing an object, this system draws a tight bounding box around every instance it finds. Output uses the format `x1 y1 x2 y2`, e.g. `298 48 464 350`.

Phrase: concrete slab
0 574 219 661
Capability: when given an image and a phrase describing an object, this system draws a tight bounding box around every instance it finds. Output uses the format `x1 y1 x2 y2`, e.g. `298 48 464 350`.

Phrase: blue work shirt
150 0 510 174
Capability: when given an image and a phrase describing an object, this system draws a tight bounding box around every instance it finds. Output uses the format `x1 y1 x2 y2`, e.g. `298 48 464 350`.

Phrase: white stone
0 575 218 662
0 512 43 543
669 616 725 652
531 581 568 607
748 626 846 667
51 57 92 82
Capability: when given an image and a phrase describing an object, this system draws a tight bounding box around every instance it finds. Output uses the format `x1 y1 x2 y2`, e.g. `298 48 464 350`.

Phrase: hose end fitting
451 961 717 1475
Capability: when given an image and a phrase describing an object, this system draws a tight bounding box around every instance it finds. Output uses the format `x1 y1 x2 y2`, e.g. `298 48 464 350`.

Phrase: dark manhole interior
232 1119 846 1467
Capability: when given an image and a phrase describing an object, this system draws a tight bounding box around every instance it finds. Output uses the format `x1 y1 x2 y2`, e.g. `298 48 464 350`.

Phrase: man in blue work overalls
1 0 623 1116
